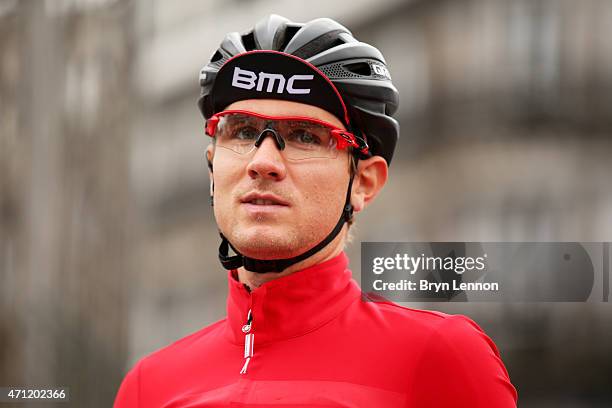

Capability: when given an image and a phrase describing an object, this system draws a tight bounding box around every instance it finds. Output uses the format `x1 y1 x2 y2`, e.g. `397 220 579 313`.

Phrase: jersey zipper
239 308 254 375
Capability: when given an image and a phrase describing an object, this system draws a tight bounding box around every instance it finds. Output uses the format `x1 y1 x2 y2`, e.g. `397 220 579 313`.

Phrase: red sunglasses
205 110 369 160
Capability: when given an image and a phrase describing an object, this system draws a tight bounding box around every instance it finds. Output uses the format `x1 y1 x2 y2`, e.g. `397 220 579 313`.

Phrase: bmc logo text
232 67 313 94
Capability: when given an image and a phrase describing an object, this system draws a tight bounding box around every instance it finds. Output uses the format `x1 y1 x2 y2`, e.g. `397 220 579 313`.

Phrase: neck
236 228 347 290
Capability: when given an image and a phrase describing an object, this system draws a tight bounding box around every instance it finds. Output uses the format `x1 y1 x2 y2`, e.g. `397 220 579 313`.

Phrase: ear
351 155 388 213
206 144 215 200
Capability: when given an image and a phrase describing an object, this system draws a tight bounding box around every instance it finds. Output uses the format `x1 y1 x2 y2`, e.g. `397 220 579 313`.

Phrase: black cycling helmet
200 15 400 273
198 14 399 164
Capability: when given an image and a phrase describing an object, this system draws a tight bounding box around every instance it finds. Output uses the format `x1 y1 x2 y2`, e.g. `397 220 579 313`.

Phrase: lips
249 198 282 205
240 192 290 207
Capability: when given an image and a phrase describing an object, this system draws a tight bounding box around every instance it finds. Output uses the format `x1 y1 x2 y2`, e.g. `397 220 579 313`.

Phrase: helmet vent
279 25 301 52
344 62 371 76
327 38 345 50
293 30 345 59
211 50 223 63
319 62 361 79
241 31 257 51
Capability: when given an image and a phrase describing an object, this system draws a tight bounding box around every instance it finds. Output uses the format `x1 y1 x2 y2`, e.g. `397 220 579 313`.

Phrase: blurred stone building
1 0 611 407
129 1 612 406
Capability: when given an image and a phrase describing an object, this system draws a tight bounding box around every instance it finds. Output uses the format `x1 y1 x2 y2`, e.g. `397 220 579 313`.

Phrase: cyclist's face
207 99 351 260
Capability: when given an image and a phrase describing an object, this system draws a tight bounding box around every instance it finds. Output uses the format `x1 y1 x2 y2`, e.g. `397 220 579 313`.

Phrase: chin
229 225 304 259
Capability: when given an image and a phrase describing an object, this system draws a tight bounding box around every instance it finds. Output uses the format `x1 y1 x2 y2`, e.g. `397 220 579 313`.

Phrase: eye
288 129 322 145
232 126 258 141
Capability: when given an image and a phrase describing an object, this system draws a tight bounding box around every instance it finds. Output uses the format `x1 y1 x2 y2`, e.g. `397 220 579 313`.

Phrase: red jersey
114 252 517 407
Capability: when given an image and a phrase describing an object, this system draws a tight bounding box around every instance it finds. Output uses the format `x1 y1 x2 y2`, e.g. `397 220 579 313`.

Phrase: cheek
211 159 242 220
296 166 349 221
212 151 242 192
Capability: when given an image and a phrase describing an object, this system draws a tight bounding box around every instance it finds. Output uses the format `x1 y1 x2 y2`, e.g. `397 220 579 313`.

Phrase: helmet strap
217 165 356 273
207 156 215 207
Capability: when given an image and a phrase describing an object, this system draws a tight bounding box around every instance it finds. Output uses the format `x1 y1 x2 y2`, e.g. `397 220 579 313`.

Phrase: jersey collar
225 252 361 345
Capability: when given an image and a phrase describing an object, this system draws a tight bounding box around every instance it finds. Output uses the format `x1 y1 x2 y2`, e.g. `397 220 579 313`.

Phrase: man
114 15 517 407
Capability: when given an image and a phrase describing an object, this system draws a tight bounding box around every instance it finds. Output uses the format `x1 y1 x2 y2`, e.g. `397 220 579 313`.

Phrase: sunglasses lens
215 114 259 155
213 113 340 160
282 121 337 159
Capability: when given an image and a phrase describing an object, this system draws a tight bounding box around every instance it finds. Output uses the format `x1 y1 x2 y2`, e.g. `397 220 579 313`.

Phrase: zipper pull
240 309 254 375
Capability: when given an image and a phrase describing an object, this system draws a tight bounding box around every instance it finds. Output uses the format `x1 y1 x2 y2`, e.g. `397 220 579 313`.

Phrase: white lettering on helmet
371 63 391 80
232 67 257 89
286 75 313 94
232 67 313 94
256 72 286 93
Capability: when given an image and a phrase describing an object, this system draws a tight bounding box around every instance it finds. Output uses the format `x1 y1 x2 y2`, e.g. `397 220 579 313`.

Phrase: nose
246 134 287 181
